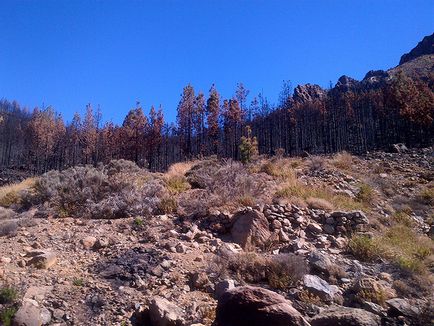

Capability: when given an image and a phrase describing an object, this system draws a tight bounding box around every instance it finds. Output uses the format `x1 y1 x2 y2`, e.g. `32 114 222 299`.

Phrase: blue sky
0 0 433 124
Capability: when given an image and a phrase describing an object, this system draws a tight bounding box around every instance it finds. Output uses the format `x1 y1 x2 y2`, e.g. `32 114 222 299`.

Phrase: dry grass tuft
166 161 196 178
331 151 353 170
0 178 36 208
212 252 308 290
306 197 334 211
275 182 365 211
349 225 434 274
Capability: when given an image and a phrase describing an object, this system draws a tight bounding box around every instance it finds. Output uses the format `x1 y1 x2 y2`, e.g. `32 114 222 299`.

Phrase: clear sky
0 0 433 124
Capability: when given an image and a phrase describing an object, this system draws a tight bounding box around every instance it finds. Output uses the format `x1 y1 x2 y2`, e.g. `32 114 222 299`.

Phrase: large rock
386 298 419 318
148 296 184 326
13 299 43 326
308 251 332 275
293 84 326 104
215 286 310 326
303 274 341 302
310 306 381 326
231 209 271 249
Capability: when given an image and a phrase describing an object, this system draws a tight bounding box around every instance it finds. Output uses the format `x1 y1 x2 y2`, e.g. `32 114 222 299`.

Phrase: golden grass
349 225 434 274
275 181 366 211
0 178 36 208
166 161 197 178
331 151 354 170
259 159 297 181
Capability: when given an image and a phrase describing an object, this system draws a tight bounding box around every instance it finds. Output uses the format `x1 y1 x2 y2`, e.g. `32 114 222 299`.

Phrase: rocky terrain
0 148 433 326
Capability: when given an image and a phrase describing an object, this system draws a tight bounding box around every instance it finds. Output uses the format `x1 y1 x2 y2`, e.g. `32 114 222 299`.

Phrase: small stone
306 222 322 234
81 236 97 249
175 243 187 253
1 257 11 264
215 279 235 298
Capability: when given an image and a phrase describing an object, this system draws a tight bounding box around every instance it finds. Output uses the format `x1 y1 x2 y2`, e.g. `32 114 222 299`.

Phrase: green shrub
356 183 375 203
0 287 18 304
239 126 258 164
0 307 17 326
348 235 379 261
73 278 84 287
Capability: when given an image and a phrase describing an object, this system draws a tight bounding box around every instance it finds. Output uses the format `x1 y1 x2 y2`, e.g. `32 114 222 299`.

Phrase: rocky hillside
0 148 433 326
399 33 434 65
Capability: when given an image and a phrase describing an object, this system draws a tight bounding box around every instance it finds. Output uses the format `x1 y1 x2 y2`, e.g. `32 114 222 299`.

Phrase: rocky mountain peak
399 32 434 65
293 83 326 104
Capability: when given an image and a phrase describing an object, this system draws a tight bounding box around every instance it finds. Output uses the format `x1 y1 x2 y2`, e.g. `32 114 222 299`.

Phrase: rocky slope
0 148 433 325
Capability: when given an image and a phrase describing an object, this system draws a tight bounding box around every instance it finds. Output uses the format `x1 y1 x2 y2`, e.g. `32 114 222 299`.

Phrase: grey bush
0 220 18 237
34 160 168 219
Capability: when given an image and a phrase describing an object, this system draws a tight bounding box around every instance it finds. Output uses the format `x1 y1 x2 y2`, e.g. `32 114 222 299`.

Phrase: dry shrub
306 197 334 211
158 197 178 214
214 252 267 284
266 254 308 289
34 160 168 219
307 156 325 172
418 186 434 206
332 151 353 170
181 160 271 214
212 252 307 289
260 159 296 181
0 220 18 237
164 175 190 194
0 178 36 208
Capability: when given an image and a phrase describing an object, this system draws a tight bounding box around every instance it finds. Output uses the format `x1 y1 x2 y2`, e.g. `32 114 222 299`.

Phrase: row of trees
1 72 433 173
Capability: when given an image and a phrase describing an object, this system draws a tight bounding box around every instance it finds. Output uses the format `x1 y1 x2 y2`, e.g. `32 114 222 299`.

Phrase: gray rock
303 274 341 302
309 251 332 274
231 209 271 249
13 299 42 326
310 306 381 326
149 296 184 326
215 279 235 298
386 298 419 317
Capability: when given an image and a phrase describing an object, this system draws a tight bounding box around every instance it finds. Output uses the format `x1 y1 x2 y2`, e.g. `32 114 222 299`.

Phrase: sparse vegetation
0 220 18 237
356 183 375 204
0 286 18 304
0 178 36 208
0 307 17 326
348 234 381 262
418 186 434 206
213 252 307 289
331 151 353 170
73 278 84 287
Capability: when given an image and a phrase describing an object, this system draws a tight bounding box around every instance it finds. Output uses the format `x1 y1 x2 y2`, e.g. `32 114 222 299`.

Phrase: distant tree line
1 71 433 173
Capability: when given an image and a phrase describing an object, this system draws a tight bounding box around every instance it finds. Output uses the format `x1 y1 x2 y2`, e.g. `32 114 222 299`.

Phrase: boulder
231 209 271 249
215 286 310 326
215 279 235 299
148 296 184 326
386 298 419 318
308 251 332 275
310 306 381 326
13 299 42 326
303 274 341 302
